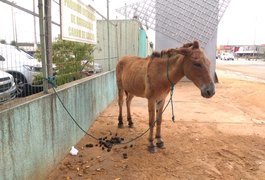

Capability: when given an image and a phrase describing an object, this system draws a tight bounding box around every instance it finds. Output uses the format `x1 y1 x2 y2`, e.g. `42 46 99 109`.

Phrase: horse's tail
116 59 125 100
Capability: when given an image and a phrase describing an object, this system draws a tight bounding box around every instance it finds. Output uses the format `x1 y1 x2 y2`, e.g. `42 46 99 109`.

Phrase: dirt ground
47 70 265 180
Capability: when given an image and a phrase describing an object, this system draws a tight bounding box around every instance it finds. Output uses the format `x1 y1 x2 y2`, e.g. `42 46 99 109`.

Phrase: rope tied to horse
44 76 99 141
165 57 175 122
45 65 176 151
45 76 144 151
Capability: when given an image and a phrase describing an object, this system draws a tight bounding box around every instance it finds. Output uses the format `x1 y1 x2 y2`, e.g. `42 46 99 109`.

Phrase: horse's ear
174 48 191 56
192 41 199 49
151 51 161 58
161 50 168 57
182 43 193 48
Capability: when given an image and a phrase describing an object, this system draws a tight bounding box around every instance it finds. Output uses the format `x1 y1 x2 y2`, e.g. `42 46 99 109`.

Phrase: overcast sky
217 0 265 45
0 0 264 45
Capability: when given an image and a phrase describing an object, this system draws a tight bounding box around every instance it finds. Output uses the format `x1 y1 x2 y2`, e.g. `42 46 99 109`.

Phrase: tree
0 39 6 44
36 40 95 86
10 40 17 46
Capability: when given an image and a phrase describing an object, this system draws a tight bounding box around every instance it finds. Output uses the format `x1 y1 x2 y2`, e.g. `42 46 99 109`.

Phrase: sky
217 0 265 45
0 0 264 46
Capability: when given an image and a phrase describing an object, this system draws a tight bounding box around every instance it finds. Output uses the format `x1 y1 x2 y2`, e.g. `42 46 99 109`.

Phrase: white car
220 53 234 61
0 44 43 97
81 60 103 74
0 70 16 104
92 62 103 73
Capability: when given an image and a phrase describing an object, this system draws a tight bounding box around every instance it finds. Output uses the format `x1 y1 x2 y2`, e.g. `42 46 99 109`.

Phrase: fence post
38 0 48 93
45 0 53 78
107 0 111 71
116 24 119 62
33 0 38 49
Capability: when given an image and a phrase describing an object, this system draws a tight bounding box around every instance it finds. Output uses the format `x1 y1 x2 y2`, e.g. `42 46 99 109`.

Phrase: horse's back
117 55 148 67
116 56 149 97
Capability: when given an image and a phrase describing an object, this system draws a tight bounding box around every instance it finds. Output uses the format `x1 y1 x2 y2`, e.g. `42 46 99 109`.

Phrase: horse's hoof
128 123 134 128
118 123 124 128
156 142 165 149
148 146 157 153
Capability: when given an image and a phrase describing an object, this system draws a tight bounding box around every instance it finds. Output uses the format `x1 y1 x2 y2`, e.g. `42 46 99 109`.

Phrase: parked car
81 60 103 74
0 44 43 97
0 70 16 104
92 62 103 73
220 53 234 60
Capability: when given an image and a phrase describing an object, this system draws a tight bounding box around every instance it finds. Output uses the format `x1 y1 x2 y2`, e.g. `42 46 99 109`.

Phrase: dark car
0 70 16 104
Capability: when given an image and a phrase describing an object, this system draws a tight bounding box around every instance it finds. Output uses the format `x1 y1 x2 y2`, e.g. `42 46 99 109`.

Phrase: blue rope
45 76 99 140
46 76 153 145
44 76 57 88
164 57 175 122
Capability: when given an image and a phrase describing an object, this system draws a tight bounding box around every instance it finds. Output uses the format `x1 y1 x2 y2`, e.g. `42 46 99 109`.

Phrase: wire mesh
0 1 148 105
116 0 231 48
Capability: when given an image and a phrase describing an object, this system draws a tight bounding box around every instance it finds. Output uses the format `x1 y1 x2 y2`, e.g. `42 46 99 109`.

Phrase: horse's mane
150 49 177 59
182 41 199 49
150 51 161 58
150 41 199 59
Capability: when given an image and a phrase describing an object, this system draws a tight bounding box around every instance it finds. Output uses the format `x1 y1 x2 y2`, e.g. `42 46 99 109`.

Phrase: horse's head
174 41 215 98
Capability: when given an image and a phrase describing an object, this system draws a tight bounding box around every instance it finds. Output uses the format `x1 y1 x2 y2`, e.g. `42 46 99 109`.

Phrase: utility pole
59 0 62 40
38 0 48 93
33 0 38 49
125 3 127 54
107 0 110 71
11 1 17 43
45 0 53 78
253 16 257 60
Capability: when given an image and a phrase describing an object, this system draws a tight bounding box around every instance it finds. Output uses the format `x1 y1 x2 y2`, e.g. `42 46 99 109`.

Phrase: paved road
216 58 265 83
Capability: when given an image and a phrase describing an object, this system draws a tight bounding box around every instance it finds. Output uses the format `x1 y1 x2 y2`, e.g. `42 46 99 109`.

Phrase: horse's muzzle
201 82 215 98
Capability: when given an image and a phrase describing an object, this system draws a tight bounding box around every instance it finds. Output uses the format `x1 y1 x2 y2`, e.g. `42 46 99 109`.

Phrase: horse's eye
193 63 202 68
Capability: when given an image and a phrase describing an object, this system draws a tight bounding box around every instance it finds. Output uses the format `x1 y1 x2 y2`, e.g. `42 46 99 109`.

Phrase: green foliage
0 39 6 44
55 72 82 85
10 40 17 46
52 40 94 85
34 50 41 60
32 74 44 85
35 40 95 86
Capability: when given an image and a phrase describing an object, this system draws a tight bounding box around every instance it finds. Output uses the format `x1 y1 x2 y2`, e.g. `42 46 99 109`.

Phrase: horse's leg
148 100 156 153
118 88 124 128
155 99 166 149
126 93 134 128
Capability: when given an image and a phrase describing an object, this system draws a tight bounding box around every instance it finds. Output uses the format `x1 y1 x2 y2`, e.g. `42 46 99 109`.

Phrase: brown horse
116 41 215 153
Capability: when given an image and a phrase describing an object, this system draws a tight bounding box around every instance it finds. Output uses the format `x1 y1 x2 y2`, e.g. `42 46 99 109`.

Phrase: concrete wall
93 21 120 72
0 71 117 179
93 20 145 72
204 32 218 78
114 20 140 57
138 28 147 58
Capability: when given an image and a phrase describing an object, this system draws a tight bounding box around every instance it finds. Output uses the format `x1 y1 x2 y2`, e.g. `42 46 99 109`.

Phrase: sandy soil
47 70 265 180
